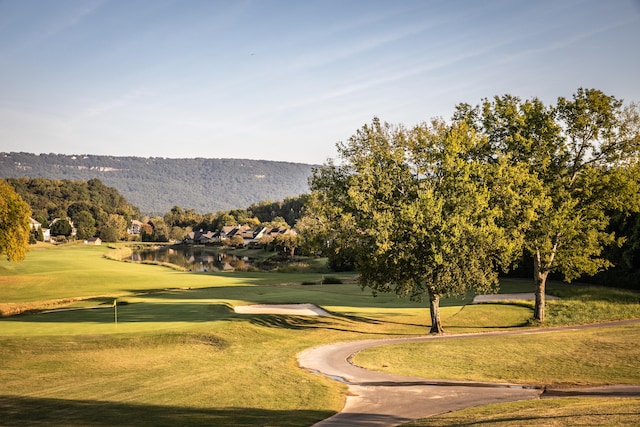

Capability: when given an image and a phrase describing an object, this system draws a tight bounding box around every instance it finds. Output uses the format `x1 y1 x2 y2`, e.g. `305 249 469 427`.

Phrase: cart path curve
297 318 640 427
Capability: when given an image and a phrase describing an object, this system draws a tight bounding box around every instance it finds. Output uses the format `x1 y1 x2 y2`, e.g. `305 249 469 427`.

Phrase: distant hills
0 152 316 214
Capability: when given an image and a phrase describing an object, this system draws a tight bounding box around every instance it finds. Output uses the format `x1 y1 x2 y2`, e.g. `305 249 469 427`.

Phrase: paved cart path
298 319 640 427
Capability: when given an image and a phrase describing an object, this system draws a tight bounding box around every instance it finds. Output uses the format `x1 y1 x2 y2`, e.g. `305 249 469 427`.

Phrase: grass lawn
354 323 640 386
1 244 639 426
403 398 640 426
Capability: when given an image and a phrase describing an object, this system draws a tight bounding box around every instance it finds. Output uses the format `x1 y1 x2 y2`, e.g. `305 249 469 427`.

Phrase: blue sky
1 0 639 164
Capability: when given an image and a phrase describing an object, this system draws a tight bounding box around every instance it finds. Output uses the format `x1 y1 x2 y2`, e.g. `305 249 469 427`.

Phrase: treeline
6 176 308 244
0 153 314 214
5 174 639 290
560 212 639 289
505 211 640 290
7 177 141 242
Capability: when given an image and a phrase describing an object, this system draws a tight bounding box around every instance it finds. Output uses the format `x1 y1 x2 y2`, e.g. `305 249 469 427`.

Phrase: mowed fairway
1 244 639 426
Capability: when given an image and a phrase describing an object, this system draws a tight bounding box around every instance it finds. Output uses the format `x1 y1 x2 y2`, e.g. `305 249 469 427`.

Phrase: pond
128 245 252 272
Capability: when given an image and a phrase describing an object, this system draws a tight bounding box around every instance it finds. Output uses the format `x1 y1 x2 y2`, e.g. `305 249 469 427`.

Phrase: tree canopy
0 179 31 262
6 177 141 241
308 118 534 333
454 88 640 321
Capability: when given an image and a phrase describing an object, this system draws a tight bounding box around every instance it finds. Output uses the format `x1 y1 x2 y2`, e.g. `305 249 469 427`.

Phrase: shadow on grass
2 301 428 335
442 323 530 330
125 284 471 309
247 312 428 336
0 395 333 427
2 302 236 324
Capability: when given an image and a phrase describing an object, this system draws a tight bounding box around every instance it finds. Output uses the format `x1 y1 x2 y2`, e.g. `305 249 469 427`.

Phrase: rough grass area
354 323 640 386
544 285 640 325
474 280 640 326
403 398 640 426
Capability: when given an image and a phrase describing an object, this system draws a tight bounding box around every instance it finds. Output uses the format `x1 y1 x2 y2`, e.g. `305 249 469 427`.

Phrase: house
237 226 258 246
263 226 297 239
183 230 199 244
223 225 267 247
29 217 51 242
29 218 41 231
183 229 217 245
84 237 102 245
128 219 144 235
200 230 217 244
182 225 296 248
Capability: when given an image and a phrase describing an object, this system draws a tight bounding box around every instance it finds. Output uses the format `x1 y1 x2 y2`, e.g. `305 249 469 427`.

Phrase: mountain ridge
0 152 316 214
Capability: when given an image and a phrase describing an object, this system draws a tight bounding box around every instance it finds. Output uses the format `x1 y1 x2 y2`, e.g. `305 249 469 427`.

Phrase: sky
1 0 639 165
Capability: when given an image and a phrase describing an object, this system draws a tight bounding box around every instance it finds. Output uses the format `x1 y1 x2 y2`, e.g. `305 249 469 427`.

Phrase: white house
29 218 41 230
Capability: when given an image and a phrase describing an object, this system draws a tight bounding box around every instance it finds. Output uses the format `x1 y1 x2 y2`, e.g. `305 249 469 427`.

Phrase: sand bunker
235 295 558 315
234 303 330 316
473 292 559 303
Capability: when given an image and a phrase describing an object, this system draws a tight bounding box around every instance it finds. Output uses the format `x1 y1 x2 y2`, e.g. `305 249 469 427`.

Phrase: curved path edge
298 318 640 427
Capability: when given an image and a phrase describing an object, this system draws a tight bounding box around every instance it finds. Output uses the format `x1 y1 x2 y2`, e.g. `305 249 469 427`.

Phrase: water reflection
129 245 252 271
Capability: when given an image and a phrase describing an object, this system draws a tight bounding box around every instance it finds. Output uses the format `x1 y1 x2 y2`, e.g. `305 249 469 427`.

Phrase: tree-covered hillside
7 177 141 242
0 153 315 214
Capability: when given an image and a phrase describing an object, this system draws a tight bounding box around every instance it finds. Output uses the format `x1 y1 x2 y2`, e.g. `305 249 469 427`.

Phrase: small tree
258 234 275 251
226 235 245 247
35 226 44 242
99 226 118 243
273 232 300 257
170 226 187 242
74 210 96 240
146 217 169 242
0 179 31 261
50 218 72 237
104 214 128 241
140 223 154 242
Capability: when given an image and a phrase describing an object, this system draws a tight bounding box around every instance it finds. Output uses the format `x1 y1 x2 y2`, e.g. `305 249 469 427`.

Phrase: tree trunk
533 253 549 322
428 288 444 334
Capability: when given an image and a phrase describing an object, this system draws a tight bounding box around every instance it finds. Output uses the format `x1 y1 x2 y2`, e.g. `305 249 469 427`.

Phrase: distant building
29 218 41 230
128 219 144 235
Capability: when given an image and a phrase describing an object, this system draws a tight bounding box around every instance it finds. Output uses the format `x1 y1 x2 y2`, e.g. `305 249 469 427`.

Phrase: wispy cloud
69 88 149 122
283 20 435 75
0 0 104 57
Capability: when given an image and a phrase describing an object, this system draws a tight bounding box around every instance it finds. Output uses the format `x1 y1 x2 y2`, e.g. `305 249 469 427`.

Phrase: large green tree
0 179 31 261
308 118 533 333
455 88 640 321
